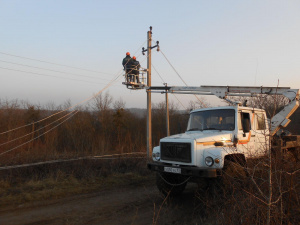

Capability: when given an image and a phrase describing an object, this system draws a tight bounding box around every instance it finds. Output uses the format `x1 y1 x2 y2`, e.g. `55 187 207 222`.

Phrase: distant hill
126 108 187 118
126 108 146 118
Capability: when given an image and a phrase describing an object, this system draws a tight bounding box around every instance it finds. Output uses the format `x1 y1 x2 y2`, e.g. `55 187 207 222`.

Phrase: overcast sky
0 0 299 109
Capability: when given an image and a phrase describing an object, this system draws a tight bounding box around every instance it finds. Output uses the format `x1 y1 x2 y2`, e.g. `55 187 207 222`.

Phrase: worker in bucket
122 52 133 82
131 56 140 83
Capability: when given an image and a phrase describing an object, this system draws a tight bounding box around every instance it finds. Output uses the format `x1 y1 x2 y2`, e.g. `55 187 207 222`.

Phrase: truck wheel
222 160 247 189
156 172 188 196
196 178 209 192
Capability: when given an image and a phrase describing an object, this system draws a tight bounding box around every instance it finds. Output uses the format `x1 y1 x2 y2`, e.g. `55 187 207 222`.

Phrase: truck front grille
160 142 191 163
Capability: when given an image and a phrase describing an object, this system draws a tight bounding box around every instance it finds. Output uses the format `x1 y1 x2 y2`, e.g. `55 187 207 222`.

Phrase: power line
0 66 110 85
0 110 78 157
0 51 114 75
151 63 188 110
160 50 188 86
159 49 207 108
152 63 166 84
0 59 113 80
0 110 76 147
172 94 189 111
0 152 147 170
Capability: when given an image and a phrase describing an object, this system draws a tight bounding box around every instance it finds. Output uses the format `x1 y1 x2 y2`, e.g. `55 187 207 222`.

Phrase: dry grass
149 151 300 225
0 158 154 210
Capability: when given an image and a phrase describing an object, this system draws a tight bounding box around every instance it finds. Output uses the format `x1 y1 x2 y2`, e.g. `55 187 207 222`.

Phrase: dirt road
0 183 204 225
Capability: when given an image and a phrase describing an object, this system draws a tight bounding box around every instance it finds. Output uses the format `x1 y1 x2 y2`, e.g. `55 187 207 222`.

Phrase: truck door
254 112 269 156
237 111 256 157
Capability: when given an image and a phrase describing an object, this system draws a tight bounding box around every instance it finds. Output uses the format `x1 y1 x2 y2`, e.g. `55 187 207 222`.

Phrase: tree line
0 92 189 165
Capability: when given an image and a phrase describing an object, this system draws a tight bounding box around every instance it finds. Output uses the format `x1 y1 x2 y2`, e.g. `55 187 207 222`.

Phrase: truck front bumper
147 162 218 178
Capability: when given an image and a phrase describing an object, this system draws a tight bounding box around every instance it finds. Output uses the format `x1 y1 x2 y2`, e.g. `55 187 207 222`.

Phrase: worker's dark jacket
131 60 140 74
122 56 132 70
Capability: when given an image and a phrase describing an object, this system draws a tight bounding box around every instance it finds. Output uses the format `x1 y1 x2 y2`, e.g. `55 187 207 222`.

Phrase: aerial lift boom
149 85 299 136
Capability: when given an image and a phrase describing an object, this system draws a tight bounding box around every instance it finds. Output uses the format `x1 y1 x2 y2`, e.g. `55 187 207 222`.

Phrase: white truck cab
149 105 268 177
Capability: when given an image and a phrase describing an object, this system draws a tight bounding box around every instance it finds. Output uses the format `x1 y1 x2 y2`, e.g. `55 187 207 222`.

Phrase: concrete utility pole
142 26 159 159
147 27 152 159
165 83 170 137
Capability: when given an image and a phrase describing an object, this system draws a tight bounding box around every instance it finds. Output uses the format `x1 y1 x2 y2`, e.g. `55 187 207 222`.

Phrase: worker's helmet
126 52 130 56
132 56 136 60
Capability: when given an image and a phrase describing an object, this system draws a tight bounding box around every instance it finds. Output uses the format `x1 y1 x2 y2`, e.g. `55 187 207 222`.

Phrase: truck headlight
205 157 214 167
152 152 160 161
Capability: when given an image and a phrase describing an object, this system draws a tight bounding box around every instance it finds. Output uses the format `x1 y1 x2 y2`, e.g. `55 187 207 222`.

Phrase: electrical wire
152 63 166 84
172 94 189 111
160 50 188 86
152 62 188 110
0 59 113 80
93 152 147 158
0 110 76 147
159 49 207 108
0 51 114 75
0 152 147 170
133 40 147 57
0 110 78 157
0 66 112 85
139 39 191 111
147 43 190 110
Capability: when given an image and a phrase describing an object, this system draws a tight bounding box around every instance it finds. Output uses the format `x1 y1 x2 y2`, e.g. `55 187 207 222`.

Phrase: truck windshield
187 109 235 131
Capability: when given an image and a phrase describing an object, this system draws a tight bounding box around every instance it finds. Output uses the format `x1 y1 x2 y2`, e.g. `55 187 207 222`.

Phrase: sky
0 0 299 110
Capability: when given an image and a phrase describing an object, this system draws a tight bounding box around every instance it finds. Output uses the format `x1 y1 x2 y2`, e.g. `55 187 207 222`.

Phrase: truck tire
222 160 247 189
156 172 188 196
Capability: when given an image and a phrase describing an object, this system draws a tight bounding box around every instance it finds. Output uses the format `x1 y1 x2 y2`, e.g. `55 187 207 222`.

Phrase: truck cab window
187 109 235 131
256 113 266 130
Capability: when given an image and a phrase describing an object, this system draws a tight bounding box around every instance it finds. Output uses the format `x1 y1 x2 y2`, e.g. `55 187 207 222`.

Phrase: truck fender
204 147 246 169
203 147 228 168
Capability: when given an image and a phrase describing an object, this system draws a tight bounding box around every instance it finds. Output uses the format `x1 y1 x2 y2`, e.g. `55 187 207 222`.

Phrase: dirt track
0 183 204 225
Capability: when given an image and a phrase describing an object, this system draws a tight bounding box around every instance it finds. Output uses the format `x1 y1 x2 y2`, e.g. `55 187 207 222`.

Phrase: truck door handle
251 135 256 137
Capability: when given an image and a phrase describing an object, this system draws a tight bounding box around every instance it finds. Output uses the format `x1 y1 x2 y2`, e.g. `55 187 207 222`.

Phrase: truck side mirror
242 118 250 133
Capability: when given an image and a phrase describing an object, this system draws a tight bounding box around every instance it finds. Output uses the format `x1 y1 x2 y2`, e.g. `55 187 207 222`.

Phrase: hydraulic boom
149 85 299 136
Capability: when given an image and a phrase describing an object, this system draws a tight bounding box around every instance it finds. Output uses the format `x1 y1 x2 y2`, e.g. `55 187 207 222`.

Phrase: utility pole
142 26 159 159
164 83 170 137
147 27 152 160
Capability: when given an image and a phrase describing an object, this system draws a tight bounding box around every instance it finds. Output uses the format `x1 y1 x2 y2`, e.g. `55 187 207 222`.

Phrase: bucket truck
147 85 300 195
